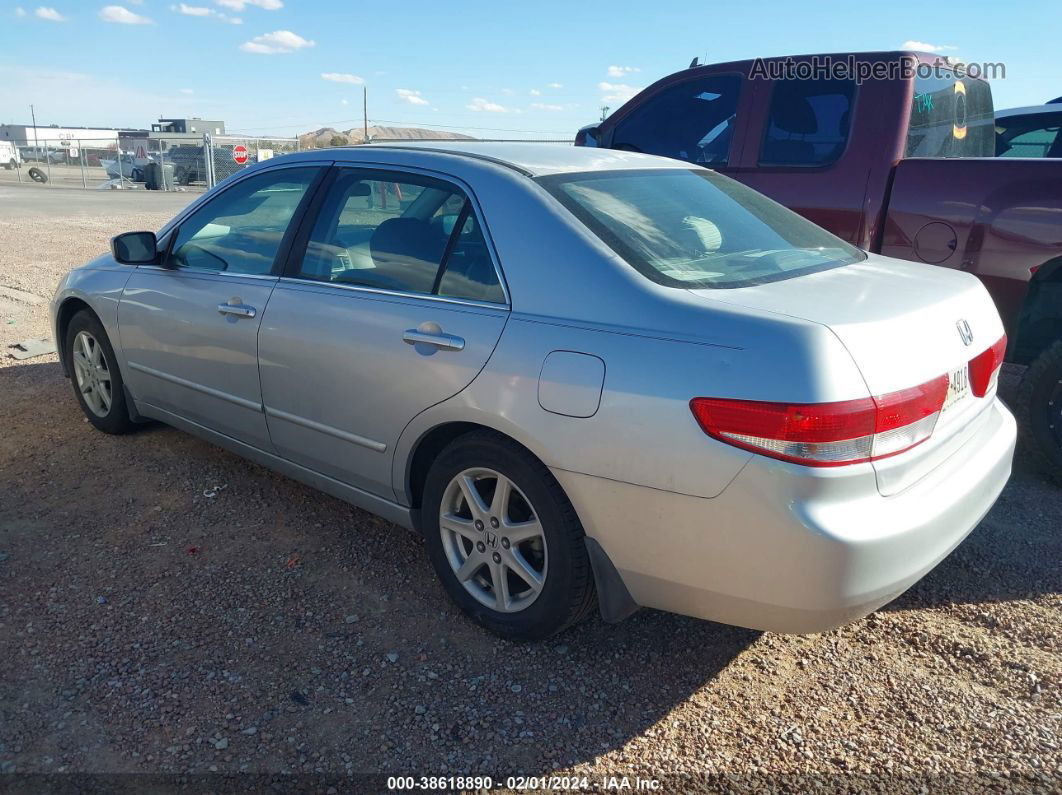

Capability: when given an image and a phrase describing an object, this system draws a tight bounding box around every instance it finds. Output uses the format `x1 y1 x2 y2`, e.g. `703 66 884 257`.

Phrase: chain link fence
0 134 299 192
207 135 301 186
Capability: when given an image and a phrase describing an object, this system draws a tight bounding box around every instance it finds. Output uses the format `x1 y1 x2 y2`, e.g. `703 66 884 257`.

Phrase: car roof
995 104 1062 119
331 141 693 177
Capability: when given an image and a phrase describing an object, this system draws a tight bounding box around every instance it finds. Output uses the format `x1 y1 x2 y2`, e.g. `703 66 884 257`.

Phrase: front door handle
218 298 256 319
403 328 465 352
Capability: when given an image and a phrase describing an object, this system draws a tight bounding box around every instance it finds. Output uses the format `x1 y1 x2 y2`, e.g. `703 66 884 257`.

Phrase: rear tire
421 431 596 640
65 310 136 435
1015 341 1062 485
4 159 14 171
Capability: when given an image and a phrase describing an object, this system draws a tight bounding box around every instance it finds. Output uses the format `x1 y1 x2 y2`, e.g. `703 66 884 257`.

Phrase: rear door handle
218 302 256 318
403 329 465 352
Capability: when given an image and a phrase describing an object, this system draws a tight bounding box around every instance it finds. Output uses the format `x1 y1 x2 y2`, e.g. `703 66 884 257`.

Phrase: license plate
943 365 970 412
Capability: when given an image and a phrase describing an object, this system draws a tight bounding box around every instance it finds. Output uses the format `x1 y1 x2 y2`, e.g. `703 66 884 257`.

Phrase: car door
258 166 509 499
118 165 324 451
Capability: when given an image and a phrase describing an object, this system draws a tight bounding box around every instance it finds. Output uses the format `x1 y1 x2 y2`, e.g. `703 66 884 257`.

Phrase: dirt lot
1 183 1060 791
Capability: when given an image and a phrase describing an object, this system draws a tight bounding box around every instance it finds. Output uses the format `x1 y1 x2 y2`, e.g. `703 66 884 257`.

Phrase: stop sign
232 144 249 165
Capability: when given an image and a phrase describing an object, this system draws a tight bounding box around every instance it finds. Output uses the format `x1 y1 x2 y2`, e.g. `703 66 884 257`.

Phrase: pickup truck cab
577 51 1062 482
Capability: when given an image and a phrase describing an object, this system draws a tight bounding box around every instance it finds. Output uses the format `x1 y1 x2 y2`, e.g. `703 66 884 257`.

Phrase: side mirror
111 231 158 265
575 124 601 147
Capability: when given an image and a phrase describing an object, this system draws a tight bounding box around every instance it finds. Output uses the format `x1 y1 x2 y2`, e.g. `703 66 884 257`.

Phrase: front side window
167 167 319 274
996 113 1062 158
538 168 864 289
297 169 504 302
611 75 742 166
760 78 855 166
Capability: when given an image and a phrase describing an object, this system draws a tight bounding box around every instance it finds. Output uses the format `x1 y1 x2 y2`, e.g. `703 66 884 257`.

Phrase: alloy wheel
439 467 548 613
71 330 113 418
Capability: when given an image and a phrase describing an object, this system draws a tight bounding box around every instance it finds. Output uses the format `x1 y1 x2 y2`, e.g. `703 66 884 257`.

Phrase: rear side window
611 75 742 165
297 169 504 303
905 70 994 157
538 168 864 289
996 113 1062 158
760 78 855 166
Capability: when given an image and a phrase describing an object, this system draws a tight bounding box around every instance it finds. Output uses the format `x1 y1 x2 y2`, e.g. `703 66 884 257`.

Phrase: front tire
1015 341 1062 485
421 431 596 640
65 310 136 435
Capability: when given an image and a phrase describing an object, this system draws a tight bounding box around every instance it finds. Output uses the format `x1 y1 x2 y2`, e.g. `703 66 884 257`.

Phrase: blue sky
0 0 1056 138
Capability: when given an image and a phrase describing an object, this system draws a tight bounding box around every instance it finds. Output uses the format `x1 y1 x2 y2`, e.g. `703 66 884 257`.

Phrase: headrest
771 92 817 135
369 218 446 274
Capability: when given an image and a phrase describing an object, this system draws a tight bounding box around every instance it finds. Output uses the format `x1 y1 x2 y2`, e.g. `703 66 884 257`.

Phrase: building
151 118 226 136
0 124 124 148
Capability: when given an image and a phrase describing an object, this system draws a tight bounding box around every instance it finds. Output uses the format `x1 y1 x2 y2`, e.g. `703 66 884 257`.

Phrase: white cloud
321 72 363 84
15 6 27 16
599 81 639 103
240 29 314 53
396 88 429 106
467 97 507 113
35 6 66 20
530 103 564 111
179 87 194 94
547 82 562 88
174 3 210 14
901 40 958 53
217 0 281 9
340 99 348 105
607 65 640 77
174 3 243 22
501 88 515 96
529 88 541 96
99 5 152 23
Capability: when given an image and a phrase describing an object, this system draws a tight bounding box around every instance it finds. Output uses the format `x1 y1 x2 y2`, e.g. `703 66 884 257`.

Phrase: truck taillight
969 333 1007 397
689 376 949 467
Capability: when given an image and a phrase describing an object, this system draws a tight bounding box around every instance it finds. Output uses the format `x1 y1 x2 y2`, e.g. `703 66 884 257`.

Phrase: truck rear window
906 69 994 157
538 168 865 289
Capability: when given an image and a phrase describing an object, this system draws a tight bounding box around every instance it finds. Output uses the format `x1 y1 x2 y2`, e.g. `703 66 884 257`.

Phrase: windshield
537 168 864 289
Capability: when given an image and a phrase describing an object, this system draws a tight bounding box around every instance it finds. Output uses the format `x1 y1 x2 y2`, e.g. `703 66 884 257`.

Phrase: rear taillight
969 333 1007 397
689 375 949 467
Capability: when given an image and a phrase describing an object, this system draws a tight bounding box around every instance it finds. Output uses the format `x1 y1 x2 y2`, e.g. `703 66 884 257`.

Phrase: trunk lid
689 254 1005 494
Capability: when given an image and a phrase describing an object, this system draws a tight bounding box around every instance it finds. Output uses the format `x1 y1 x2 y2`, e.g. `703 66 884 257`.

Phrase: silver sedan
51 144 1016 639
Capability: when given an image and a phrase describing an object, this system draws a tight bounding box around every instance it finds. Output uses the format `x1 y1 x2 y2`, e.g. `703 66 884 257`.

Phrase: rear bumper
553 398 1015 633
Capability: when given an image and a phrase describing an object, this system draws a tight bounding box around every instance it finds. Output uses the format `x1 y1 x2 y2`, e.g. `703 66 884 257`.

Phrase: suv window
298 169 504 302
760 78 855 166
611 74 742 165
167 167 319 274
996 112 1062 158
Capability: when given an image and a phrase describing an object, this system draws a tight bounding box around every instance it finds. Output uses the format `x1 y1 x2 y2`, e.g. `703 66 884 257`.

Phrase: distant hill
299 125 474 149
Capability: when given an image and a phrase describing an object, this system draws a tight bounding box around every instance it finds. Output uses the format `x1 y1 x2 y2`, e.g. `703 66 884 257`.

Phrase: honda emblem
956 319 974 346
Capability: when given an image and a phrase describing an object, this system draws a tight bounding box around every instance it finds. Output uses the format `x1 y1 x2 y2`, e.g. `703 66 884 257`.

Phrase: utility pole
363 85 369 143
599 105 610 122
29 104 39 157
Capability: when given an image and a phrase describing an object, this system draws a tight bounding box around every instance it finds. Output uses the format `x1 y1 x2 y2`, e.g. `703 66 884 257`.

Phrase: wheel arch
55 296 95 377
404 420 546 512
1013 255 1062 365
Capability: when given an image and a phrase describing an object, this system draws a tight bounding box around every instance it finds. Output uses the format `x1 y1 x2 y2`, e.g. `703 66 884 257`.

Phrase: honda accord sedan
51 143 1016 639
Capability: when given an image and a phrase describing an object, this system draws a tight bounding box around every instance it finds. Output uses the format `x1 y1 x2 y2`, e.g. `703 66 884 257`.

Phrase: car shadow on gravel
1 361 760 776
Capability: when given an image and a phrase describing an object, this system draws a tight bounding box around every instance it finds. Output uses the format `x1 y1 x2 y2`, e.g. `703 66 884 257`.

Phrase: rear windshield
906 69 994 157
537 168 864 289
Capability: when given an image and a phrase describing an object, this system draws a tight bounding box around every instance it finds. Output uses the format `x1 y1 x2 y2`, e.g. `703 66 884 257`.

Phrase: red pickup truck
577 51 1062 482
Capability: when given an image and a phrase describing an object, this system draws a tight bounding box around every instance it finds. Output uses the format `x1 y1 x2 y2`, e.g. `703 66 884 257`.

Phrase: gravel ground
1 184 1060 792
